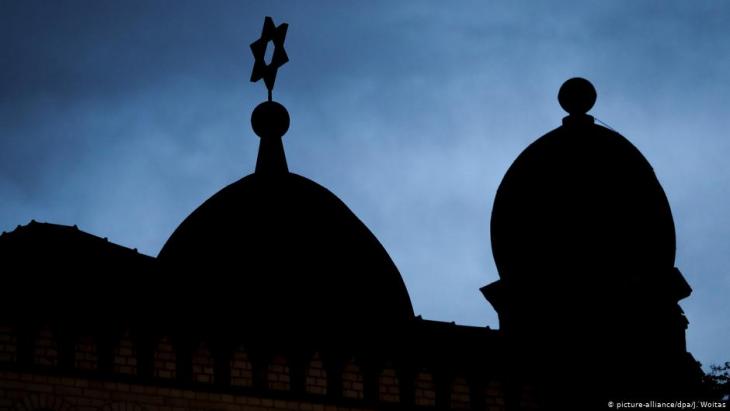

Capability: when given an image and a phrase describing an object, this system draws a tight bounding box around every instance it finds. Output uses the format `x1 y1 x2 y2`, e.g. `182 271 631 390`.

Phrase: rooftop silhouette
0 17 713 411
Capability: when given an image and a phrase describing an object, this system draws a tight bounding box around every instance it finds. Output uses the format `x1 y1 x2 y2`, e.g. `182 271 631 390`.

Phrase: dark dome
158 172 414 335
484 81 699 404
490 118 676 290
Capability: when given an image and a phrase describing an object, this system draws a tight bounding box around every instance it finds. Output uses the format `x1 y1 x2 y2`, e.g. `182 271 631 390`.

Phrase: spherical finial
558 77 597 115
251 101 290 139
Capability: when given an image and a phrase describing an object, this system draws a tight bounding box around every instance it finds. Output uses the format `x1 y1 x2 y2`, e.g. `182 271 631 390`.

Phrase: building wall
0 324 512 411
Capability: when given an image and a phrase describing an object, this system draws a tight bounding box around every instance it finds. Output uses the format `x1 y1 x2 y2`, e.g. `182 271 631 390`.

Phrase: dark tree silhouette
705 362 730 401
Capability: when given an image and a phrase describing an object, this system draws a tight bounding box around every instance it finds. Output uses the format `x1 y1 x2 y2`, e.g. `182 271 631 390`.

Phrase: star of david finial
250 16 289 102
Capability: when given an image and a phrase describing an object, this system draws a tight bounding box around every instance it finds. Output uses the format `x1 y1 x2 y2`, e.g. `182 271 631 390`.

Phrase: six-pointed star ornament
250 16 289 101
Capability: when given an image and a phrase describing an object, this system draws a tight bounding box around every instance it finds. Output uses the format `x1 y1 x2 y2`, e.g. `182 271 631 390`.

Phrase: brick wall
0 324 512 410
484 380 506 411
0 325 16 363
341 359 364 400
230 346 254 387
378 367 400 403
33 326 58 367
0 370 380 411
191 343 214 384
0 369 512 411
153 337 176 380
450 377 470 409
75 336 98 371
112 332 136 376
266 355 290 391
414 371 436 407
305 353 327 395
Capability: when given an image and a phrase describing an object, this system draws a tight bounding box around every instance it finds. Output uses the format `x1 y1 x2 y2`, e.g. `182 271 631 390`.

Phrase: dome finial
251 101 290 173
250 16 289 102
249 17 291 174
558 77 596 116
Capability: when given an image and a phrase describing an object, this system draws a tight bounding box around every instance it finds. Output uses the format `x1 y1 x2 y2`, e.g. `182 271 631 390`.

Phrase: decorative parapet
0 320 511 410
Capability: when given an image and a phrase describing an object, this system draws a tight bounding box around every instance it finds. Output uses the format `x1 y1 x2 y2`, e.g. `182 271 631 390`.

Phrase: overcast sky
2 1 728 369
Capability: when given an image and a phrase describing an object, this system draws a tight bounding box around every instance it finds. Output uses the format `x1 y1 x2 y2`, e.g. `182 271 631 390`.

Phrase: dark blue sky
2 1 728 368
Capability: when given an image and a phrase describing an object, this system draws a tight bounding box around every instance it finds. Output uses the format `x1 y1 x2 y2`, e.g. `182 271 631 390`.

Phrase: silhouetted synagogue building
0 37 704 411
